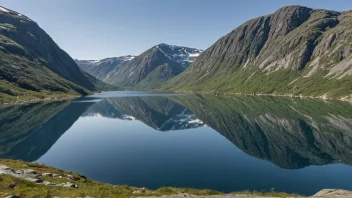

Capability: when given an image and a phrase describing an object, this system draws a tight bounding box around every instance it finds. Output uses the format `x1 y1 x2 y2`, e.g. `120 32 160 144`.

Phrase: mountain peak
0 5 32 22
162 6 351 100
153 43 203 67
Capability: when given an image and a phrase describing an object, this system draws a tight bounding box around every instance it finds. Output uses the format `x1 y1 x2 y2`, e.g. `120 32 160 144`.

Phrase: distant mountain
75 55 135 81
0 6 114 103
104 43 203 89
163 6 352 100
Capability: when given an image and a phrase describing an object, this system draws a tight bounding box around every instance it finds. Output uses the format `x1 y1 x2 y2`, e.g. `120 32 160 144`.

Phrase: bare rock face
164 6 352 100
312 189 352 197
0 164 79 188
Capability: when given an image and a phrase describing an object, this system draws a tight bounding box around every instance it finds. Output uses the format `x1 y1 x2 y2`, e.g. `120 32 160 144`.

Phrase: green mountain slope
0 6 114 103
163 6 352 100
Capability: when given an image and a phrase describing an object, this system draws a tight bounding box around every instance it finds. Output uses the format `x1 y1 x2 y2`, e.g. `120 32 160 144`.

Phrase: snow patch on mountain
84 55 136 66
156 43 203 67
122 115 136 120
188 119 203 124
0 7 9 13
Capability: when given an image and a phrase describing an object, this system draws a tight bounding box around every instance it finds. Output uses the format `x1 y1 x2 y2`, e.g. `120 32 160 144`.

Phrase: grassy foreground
0 159 301 198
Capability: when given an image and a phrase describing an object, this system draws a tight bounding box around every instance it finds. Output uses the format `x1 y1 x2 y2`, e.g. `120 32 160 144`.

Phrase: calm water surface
1 91 352 195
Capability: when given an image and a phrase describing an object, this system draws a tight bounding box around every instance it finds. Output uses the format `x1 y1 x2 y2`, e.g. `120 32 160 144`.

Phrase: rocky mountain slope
163 6 352 100
104 43 202 89
75 55 135 81
0 6 114 103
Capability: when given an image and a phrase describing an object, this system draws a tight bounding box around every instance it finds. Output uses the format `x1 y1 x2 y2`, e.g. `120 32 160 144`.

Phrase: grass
0 159 305 198
0 159 227 198
232 190 301 197
163 67 352 101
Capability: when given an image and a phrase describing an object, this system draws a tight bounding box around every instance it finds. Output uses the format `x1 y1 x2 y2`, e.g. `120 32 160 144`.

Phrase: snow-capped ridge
0 6 32 21
154 43 203 67
79 55 136 66
0 6 9 13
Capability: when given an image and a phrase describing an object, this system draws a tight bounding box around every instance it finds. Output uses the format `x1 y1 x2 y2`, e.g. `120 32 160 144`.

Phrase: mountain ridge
0 5 115 103
75 55 135 81
162 6 352 100
102 43 202 90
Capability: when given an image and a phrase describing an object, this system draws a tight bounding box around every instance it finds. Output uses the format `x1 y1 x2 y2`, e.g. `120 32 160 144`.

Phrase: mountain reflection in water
1 93 352 195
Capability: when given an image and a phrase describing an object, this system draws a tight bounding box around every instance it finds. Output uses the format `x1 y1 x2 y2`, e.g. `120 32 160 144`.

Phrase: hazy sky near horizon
0 0 351 60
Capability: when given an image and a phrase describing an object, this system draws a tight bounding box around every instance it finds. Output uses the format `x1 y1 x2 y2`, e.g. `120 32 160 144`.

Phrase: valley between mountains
1 5 352 103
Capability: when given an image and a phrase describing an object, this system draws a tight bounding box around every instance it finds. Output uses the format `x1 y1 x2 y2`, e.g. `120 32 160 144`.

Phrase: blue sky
0 0 351 60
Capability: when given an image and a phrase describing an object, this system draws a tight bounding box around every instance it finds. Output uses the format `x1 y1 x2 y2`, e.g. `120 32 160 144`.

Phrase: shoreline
1 90 352 106
0 95 81 106
0 159 351 198
167 90 352 103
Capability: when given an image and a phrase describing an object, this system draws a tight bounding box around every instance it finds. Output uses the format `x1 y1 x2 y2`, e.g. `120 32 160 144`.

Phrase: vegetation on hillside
0 159 302 198
162 6 352 100
0 7 115 103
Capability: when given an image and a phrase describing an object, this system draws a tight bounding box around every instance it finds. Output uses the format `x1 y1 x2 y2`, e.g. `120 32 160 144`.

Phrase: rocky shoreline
1 160 352 198
140 189 352 198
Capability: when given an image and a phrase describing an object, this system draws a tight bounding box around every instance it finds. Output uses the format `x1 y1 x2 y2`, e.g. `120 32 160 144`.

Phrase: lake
1 91 352 196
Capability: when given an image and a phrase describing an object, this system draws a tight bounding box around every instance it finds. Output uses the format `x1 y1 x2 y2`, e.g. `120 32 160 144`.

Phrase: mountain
163 6 352 100
172 94 352 169
104 43 202 90
82 97 204 131
75 55 135 81
0 6 114 103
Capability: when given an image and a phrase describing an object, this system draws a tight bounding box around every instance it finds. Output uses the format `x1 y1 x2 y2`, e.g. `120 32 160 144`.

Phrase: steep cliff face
104 44 202 90
0 6 113 102
164 6 352 100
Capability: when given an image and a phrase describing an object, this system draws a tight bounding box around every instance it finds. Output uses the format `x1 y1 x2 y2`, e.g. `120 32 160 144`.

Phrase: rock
132 190 142 194
42 172 53 177
312 189 352 197
65 174 79 181
22 169 37 174
43 181 57 186
14 170 23 174
53 173 62 177
24 177 43 183
0 165 13 172
60 182 79 188
0 165 10 169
